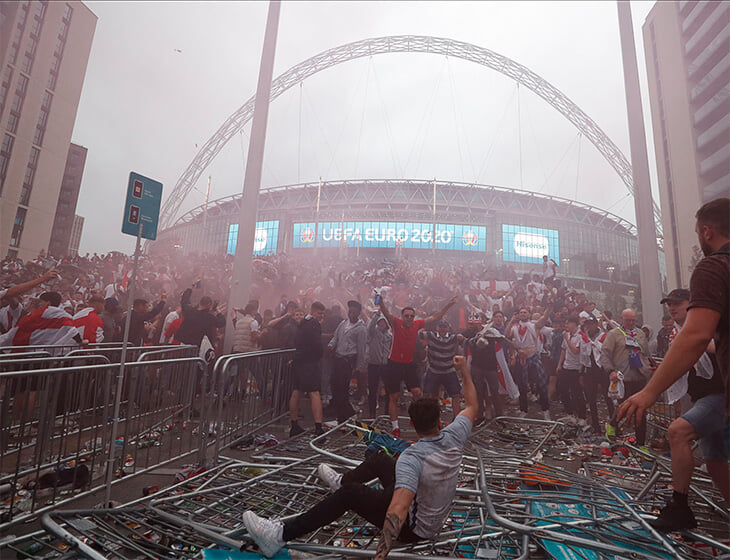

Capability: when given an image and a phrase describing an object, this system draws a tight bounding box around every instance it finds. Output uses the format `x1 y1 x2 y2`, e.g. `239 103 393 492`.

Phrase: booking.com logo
462 231 478 246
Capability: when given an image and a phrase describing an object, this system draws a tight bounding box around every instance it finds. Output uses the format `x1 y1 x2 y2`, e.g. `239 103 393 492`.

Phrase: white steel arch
159 35 662 236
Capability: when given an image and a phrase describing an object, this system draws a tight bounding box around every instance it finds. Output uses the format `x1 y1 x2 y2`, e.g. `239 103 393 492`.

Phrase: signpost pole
105 222 142 506
224 0 281 353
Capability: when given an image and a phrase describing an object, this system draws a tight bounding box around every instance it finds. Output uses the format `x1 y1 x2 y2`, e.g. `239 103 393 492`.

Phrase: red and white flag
494 341 520 399
73 307 104 343
0 306 80 354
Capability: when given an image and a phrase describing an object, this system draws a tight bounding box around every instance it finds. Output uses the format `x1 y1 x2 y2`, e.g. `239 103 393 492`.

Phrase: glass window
6 112 19 133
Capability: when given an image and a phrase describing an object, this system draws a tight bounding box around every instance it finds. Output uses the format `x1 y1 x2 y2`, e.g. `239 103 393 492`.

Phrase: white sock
392 420 399 430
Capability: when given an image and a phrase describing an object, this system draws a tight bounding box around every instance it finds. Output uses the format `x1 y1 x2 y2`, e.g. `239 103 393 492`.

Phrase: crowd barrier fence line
0 347 297 533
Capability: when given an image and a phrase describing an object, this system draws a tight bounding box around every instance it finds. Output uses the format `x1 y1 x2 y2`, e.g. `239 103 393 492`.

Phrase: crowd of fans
1 197 728 537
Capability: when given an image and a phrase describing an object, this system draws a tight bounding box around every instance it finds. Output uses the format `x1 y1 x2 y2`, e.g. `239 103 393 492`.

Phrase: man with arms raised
378 295 457 437
242 355 478 558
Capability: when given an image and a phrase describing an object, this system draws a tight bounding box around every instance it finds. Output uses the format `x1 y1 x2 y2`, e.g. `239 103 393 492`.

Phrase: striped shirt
420 331 459 375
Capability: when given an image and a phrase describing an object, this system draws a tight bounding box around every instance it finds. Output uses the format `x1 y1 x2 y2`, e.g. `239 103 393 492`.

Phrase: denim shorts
422 371 462 397
682 393 728 461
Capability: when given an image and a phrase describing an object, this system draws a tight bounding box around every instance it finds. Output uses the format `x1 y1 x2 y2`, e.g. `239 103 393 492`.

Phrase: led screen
227 220 279 255
501 224 559 264
292 221 486 252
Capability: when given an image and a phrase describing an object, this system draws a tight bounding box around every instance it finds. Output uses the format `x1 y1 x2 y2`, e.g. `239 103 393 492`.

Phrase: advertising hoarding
292 221 486 252
227 220 279 255
502 224 559 264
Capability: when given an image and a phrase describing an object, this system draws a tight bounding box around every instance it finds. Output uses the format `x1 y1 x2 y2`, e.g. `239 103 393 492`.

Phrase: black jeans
367 363 387 417
331 355 357 423
471 365 500 418
283 451 421 542
583 366 614 428
558 368 585 418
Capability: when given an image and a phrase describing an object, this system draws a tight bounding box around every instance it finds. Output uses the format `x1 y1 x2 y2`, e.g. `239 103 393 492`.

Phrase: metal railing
0 357 206 530
210 349 295 462
0 347 297 532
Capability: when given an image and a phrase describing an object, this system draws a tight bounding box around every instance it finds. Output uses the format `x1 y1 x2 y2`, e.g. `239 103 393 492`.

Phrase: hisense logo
513 232 548 258
253 228 268 252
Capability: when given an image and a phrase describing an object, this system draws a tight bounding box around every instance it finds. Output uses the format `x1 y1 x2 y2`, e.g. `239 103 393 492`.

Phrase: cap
660 288 690 304
347 300 362 311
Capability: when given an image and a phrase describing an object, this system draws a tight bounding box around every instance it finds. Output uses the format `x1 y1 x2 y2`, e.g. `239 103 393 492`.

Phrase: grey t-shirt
395 415 472 538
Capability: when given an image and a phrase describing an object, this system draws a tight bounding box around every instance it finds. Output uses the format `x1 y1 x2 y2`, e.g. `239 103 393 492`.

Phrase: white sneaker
516 410 528 418
318 463 342 492
542 410 551 421
242 510 285 558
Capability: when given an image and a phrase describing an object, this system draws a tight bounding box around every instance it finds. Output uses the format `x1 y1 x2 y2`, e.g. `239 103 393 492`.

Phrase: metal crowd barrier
0 357 207 531
13 406 730 560
210 349 295 462
2 343 197 362
67 344 198 363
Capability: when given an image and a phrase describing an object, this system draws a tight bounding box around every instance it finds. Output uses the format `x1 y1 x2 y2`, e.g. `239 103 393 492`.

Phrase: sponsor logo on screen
300 228 315 243
253 228 268 252
462 231 478 246
513 232 549 259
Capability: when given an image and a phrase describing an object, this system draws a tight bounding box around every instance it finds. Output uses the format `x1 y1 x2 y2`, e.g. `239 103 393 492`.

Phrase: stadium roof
170 179 637 237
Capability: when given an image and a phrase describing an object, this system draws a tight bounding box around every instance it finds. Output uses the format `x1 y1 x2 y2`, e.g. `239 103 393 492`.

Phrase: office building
0 1 96 260
68 213 83 255
48 142 87 257
643 1 729 288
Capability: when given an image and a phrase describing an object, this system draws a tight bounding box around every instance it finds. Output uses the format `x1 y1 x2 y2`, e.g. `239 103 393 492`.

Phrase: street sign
122 172 162 240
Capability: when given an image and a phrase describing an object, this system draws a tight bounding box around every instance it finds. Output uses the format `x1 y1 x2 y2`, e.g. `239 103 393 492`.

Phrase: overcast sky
72 0 659 255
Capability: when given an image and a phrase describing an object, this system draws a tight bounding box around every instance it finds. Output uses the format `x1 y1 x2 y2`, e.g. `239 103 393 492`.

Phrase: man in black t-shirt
289 301 326 438
619 197 730 531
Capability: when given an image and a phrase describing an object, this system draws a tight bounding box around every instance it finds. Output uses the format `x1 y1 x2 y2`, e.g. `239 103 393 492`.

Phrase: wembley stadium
152 178 659 294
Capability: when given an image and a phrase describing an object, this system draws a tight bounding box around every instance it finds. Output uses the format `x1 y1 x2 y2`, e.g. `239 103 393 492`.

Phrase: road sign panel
122 172 162 240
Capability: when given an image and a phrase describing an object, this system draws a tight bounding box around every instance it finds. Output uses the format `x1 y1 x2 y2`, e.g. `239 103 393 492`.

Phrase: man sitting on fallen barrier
242 355 478 559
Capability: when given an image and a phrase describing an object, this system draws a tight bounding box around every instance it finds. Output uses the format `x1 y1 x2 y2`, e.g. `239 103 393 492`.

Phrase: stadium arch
158 35 662 238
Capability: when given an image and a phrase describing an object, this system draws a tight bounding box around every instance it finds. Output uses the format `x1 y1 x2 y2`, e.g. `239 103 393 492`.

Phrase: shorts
422 371 461 397
293 360 321 393
384 360 419 394
682 393 728 461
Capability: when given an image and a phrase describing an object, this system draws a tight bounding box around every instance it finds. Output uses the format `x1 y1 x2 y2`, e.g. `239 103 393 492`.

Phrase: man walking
602 308 652 446
289 301 327 437
366 312 392 418
327 300 367 424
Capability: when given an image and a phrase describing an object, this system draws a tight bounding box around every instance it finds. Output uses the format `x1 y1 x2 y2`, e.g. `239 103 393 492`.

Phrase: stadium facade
154 179 659 294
